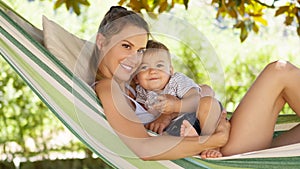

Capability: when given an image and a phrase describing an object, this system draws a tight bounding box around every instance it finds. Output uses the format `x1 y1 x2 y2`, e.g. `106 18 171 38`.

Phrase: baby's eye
122 43 131 49
139 65 148 71
137 49 146 55
157 63 165 68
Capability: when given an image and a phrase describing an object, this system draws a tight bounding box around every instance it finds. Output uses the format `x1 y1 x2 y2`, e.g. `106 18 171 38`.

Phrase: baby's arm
153 88 200 114
199 84 215 97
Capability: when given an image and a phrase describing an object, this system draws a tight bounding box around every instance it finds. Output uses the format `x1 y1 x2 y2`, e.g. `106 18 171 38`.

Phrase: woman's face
98 25 148 82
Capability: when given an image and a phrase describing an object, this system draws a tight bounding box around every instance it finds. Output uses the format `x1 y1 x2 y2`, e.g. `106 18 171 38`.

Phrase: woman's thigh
221 61 295 155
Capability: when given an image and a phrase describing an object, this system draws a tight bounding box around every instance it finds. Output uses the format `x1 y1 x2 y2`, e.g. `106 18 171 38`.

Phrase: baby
134 40 224 144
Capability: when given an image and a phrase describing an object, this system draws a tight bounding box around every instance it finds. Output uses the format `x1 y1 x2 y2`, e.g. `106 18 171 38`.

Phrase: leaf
235 0 241 6
211 0 219 4
72 0 81 15
252 22 259 33
284 15 294 25
275 6 289 16
128 0 143 12
118 0 127 6
253 16 268 26
141 0 151 11
297 27 300 36
65 0 72 10
184 0 189 9
238 3 245 16
78 0 90 6
240 24 248 42
292 6 297 16
228 9 238 18
234 20 243 28
158 0 168 13
54 0 65 10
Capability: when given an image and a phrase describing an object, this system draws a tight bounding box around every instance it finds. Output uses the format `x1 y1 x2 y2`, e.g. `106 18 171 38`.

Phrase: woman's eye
122 44 131 49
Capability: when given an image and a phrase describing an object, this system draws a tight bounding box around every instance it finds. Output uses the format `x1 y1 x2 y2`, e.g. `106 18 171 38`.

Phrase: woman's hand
213 111 231 147
152 94 180 114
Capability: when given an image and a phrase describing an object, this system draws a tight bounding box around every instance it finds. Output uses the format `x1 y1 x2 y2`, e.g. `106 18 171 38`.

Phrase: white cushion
7 10 43 44
42 16 94 84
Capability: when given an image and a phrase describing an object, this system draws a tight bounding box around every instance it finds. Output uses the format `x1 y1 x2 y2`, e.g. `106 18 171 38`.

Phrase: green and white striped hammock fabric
1 2 300 169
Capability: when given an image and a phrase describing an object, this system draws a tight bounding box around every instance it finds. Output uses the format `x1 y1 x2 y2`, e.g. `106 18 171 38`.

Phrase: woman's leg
180 96 222 137
197 96 222 136
271 123 300 147
221 61 300 156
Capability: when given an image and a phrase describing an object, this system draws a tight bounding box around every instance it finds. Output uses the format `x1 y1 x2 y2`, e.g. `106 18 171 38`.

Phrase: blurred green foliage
27 0 300 42
0 57 86 161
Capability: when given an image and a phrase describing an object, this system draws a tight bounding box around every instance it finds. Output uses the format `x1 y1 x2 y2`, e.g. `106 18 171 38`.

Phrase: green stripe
198 156 300 169
173 158 210 169
277 114 300 124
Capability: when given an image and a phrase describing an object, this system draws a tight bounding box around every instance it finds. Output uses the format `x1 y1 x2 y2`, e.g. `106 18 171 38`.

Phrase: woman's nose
127 52 142 64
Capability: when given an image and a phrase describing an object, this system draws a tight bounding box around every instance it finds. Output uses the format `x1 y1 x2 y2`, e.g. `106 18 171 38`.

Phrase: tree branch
253 0 276 8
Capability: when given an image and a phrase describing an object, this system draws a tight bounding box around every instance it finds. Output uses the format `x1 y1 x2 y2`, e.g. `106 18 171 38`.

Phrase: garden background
0 0 299 168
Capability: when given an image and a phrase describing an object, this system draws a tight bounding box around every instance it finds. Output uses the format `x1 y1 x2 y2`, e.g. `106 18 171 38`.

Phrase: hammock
1 2 300 168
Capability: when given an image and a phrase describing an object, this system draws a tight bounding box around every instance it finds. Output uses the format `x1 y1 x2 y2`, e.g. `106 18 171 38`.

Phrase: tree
42 0 300 42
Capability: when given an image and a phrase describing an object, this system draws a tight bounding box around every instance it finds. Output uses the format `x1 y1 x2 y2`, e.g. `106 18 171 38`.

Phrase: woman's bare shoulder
95 79 113 96
96 78 112 87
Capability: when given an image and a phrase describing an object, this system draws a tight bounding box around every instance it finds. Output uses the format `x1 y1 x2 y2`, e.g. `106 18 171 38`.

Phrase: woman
93 6 230 160
93 6 300 160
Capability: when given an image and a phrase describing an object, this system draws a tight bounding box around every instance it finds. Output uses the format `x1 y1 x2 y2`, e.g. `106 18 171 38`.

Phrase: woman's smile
98 25 148 81
120 63 134 72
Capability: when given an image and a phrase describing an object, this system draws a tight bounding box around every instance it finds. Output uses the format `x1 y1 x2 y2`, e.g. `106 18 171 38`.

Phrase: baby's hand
152 94 180 114
145 91 159 109
145 114 173 134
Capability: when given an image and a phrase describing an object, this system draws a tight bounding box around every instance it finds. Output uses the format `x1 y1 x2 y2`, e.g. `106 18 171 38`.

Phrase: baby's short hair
145 40 171 62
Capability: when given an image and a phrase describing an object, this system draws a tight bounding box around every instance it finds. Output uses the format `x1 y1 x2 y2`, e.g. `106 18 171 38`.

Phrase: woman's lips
120 63 133 71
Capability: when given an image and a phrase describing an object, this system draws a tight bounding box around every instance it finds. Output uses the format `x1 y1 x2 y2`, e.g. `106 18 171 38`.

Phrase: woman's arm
175 88 200 113
96 79 230 160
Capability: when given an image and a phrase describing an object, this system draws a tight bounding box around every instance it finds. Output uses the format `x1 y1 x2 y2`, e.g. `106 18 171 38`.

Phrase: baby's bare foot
200 148 222 159
180 120 198 136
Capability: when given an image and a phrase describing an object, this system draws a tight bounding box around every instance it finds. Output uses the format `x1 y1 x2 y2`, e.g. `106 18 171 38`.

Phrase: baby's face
135 50 173 92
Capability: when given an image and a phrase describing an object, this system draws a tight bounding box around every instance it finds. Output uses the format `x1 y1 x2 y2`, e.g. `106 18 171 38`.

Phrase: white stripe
207 142 300 160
